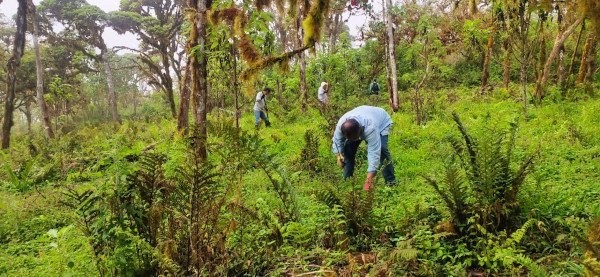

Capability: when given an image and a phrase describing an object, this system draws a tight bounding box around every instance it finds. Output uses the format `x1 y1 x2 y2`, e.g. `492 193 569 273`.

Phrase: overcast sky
0 1 375 49
0 0 139 49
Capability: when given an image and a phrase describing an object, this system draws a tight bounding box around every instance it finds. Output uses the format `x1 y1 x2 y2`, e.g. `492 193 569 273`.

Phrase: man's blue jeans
254 111 270 127
343 135 396 184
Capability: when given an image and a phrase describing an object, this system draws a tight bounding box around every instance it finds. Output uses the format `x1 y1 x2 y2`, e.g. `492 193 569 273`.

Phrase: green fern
298 129 322 173
425 112 536 235
391 239 419 262
119 152 170 247
315 183 342 208
493 247 546 277
504 218 537 246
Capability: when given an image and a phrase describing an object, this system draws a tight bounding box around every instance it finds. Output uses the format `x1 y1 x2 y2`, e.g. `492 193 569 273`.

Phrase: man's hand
364 172 376 190
336 154 345 168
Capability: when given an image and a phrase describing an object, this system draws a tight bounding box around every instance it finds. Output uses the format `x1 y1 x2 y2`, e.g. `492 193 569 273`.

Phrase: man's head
373 79 377 83
263 87 272 95
341 119 362 141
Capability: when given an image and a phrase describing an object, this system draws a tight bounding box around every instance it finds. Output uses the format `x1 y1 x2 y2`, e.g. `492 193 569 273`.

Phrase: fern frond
505 218 537 246
452 112 479 181
390 247 419 262
316 184 342 208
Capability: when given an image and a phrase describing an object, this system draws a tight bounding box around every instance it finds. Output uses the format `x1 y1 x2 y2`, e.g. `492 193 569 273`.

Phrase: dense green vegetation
1 0 600 275
2 85 600 275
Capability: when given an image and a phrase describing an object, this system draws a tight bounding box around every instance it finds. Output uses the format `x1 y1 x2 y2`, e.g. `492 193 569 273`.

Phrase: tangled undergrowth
1 88 600 276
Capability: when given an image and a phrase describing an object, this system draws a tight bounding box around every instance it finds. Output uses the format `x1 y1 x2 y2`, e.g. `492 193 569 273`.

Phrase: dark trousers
343 135 396 184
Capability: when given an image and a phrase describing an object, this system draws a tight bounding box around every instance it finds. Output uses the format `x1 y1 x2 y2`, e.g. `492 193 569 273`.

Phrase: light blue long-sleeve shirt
331 106 393 173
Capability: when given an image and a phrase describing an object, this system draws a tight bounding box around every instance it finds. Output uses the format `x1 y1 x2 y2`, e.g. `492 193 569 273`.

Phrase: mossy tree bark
502 38 511 89
297 5 308 113
1 0 27 149
577 34 595 84
480 28 495 93
177 60 192 132
101 48 121 124
28 0 54 139
385 0 398 112
535 17 582 103
567 22 585 80
191 0 209 160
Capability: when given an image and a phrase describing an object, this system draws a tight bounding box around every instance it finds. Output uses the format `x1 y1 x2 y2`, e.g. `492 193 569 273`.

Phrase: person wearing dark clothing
369 79 380 95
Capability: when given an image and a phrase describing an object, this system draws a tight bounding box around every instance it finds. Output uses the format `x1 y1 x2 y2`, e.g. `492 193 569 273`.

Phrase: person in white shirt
317 82 329 104
254 87 272 128
332 106 396 190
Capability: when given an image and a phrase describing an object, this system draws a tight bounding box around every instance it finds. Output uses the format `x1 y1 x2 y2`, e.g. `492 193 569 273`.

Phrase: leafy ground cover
1 86 600 276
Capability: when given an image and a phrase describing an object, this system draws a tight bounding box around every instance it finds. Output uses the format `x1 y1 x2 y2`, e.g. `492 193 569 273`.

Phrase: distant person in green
254 87 271 128
369 79 380 95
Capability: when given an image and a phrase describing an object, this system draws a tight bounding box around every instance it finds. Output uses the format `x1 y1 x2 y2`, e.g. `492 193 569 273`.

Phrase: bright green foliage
2 0 600 274
2 90 600 275
298 129 322 173
425 112 535 235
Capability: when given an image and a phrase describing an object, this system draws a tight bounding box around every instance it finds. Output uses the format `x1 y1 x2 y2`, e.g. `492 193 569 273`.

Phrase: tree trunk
585 38 597 82
385 0 399 111
297 10 308 112
299 52 308 112
469 0 477 15
274 13 288 53
535 17 582 102
328 13 341 54
29 0 54 139
520 59 527 117
133 87 138 115
193 0 208 160
577 34 594 84
23 101 32 133
531 18 546 85
186 1 209 272
567 22 585 79
2 0 27 149
480 29 495 93
502 38 511 89
519 5 528 118
231 41 240 130
101 49 121 124
161 50 177 118
177 58 191 132
414 37 431 126
557 44 566 88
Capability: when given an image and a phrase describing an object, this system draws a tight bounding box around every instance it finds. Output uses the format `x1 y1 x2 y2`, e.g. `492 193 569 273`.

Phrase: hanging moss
241 45 310 80
232 12 248 36
255 0 271 11
275 0 285 13
208 6 265 65
539 0 552 11
579 0 600 35
288 0 299 18
469 0 478 15
302 0 331 47
208 8 243 25
239 33 262 64
277 56 291 73
206 0 329 80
